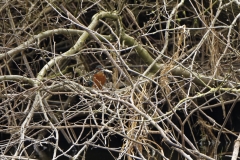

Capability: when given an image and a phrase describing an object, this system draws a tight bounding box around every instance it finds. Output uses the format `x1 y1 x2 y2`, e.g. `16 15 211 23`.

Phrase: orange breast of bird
93 71 106 89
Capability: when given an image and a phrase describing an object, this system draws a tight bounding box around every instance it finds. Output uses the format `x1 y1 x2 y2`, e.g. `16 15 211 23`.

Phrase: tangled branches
1 0 240 160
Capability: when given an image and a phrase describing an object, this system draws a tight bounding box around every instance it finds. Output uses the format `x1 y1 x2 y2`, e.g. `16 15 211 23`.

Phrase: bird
90 65 107 89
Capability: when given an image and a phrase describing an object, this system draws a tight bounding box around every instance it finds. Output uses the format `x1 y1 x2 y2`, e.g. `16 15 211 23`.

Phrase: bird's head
95 65 103 71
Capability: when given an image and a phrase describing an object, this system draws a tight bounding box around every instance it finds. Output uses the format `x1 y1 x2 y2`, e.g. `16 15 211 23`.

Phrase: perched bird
91 65 107 89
